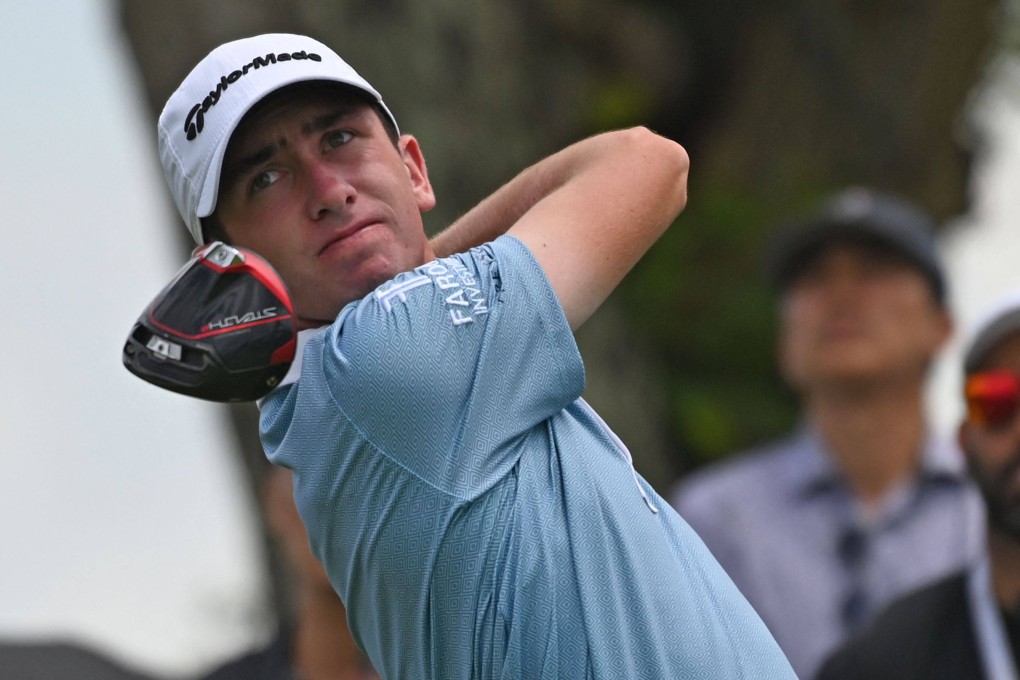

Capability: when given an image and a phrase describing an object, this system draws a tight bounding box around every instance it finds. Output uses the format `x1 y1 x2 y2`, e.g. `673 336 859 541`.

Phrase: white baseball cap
158 33 399 244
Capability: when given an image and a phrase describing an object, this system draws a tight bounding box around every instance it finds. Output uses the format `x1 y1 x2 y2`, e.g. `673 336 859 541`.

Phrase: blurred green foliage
620 187 801 466
121 0 1001 619
122 0 999 488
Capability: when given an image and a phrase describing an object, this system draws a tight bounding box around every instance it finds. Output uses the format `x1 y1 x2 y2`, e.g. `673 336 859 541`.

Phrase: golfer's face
215 88 435 328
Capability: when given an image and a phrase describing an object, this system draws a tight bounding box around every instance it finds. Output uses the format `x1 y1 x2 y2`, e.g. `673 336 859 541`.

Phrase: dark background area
118 0 1001 622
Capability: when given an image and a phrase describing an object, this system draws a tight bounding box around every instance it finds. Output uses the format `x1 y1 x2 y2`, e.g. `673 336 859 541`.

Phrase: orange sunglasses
965 370 1020 428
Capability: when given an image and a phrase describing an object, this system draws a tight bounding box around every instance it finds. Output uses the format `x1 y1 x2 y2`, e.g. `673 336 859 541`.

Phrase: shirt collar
918 431 970 480
256 327 326 409
788 421 969 500
786 425 841 498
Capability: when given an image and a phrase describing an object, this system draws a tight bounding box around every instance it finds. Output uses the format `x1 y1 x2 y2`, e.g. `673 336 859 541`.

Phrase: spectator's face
779 241 950 391
960 332 1020 540
215 87 436 328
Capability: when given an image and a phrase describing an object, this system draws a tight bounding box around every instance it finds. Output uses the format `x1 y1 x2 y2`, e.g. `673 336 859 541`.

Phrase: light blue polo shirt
260 236 795 679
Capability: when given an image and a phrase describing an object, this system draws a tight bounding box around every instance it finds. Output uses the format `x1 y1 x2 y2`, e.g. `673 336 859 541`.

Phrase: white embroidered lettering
435 274 460 290
421 262 447 276
375 275 432 312
445 289 469 306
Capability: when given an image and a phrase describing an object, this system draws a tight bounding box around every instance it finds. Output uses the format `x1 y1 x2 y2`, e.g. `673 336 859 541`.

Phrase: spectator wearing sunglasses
671 187 984 679
816 285 1020 680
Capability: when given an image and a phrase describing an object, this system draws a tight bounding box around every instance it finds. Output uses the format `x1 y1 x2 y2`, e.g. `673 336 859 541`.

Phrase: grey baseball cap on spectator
766 187 947 304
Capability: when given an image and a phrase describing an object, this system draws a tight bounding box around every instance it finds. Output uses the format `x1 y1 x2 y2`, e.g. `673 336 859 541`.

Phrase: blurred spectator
0 640 152 680
671 187 985 678
818 284 1020 679
196 465 377 680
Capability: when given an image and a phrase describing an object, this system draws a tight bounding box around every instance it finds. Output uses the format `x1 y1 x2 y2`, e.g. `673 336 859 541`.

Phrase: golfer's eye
251 169 281 193
325 130 354 150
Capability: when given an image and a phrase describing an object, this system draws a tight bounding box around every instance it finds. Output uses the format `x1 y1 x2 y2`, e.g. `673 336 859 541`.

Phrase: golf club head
123 242 297 402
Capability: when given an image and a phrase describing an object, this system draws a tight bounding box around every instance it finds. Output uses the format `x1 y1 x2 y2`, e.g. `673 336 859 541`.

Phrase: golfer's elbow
617 126 690 225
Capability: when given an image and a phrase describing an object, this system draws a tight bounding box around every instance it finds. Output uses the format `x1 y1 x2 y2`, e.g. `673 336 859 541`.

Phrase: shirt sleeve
320 235 585 499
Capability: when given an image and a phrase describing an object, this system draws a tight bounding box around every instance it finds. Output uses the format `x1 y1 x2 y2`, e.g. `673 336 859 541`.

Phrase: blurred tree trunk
119 0 997 621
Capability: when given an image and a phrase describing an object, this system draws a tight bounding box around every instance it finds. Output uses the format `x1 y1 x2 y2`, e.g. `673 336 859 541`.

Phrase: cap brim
766 219 934 292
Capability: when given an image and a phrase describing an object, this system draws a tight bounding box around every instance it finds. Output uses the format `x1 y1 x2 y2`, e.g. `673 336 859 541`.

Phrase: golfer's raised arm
433 127 688 330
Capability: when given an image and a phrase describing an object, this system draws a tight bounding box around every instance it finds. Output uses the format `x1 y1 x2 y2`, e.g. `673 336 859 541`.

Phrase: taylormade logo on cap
183 50 323 141
158 33 398 245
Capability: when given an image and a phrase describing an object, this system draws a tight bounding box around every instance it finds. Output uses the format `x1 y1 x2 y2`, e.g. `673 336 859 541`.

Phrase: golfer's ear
399 135 436 213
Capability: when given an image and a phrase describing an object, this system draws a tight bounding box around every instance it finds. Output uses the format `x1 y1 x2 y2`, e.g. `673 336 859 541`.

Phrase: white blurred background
0 2 268 677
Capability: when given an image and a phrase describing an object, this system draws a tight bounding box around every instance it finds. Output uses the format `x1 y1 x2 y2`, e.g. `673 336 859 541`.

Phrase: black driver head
123 242 297 402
